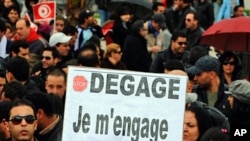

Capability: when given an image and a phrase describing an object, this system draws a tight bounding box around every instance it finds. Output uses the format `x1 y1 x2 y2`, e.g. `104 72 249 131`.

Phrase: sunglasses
114 51 122 54
41 56 52 60
223 61 235 66
9 115 36 125
177 42 187 46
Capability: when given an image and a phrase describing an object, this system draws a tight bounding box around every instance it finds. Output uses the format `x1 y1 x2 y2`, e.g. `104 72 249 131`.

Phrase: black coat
100 58 127 70
112 20 131 49
122 33 152 72
194 81 230 117
149 48 189 73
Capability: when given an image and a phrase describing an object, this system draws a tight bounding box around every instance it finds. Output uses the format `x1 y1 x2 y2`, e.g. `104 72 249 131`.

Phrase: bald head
167 69 194 93
15 19 31 40
167 70 188 76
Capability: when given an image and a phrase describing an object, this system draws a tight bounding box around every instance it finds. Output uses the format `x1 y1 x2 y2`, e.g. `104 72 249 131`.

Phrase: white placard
62 66 187 141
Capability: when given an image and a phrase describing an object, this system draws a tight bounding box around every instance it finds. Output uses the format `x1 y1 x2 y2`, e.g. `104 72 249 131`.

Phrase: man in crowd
6 56 40 92
45 68 67 100
143 2 166 21
49 32 72 67
25 92 63 141
0 19 12 58
8 40 29 61
188 55 230 116
8 99 38 141
75 10 94 52
31 47 60 92
150 31 189 73
184 11 204 51
232 5 245 18
15 19 47 55
144 13 166 59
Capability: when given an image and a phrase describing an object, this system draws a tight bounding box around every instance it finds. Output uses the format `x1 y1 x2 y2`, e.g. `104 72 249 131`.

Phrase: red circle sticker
73 75 88 92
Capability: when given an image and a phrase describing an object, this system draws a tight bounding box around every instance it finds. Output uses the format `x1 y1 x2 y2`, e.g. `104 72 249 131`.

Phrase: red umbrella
200 17 250 51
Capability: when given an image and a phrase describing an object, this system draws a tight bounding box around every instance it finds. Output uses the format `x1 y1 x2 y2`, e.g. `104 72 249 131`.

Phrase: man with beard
187 55 230 117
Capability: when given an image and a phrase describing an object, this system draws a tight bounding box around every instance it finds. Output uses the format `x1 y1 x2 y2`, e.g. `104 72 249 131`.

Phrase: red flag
24 13 38 31
32 1 56 21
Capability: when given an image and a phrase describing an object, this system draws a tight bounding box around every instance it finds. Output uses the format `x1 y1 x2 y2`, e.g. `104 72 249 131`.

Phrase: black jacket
185 27 204 51
194 81 230 117
112 20 131 49
150 48 189 73
100 58 127 70
193 0 214 30
122 33 152 72
35 115 63 141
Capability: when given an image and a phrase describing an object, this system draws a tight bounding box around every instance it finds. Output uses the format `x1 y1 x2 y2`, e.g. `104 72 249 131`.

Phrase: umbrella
108 0 153 19
200 17 250 51
111 0 152 9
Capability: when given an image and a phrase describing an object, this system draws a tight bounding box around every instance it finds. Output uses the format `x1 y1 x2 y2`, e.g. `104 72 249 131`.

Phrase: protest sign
62 66 187 141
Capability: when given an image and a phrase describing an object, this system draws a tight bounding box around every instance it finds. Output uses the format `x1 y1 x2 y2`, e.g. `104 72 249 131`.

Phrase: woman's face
111 48 122 61
183 111 199 141
120 14 131 22
8 9 19 23
222 58 235 75
4 0 13 8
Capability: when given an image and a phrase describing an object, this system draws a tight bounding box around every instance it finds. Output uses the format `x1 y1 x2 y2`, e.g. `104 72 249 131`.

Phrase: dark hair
117 4 132 17
8 99 36 119
131 20 144 33
6 56 30 81
164 60 185 71
171 30 186 41
47 93 64 116
219 51 242 83
234 5 244 12
24 92 55 117
77 48 99 67
188 45 209 65
185 104 213 141
183 0 192 3
0 101 12 121
46 67 67 84
2 5 20 21
0 19 6 32
80 42 97 52
25 0 39 12
152 2 165 11
10 40 29 57
42 47 60 59
185 10 199 21
62 24 78 35
2 81 27 101
200 127 229 141
86 35 101 47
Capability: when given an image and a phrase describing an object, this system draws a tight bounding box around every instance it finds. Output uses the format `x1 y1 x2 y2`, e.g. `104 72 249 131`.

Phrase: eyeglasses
177 42 187 46
114 51 122 54
223 61 235 66
41 56 52 60
9 115 36 125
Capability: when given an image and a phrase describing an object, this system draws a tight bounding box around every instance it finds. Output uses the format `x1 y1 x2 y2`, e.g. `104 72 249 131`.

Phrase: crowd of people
0 0 249 141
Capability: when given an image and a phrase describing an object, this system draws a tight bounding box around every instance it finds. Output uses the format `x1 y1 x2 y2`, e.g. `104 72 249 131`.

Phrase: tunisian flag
32 1 56 21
